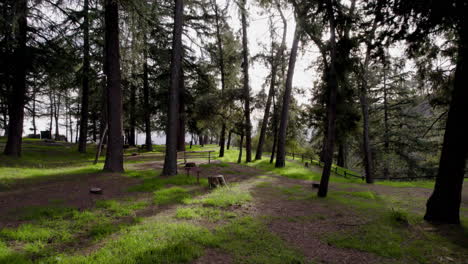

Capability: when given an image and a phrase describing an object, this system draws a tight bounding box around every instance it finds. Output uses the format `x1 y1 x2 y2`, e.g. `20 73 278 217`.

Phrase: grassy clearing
186 185 252 208
154 187 192 205
326 210 468 263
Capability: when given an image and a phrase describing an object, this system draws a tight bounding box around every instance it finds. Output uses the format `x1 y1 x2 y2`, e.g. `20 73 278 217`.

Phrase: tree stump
305 162 309 168
90 187 103 194
208 175 227 189
312 183 320 189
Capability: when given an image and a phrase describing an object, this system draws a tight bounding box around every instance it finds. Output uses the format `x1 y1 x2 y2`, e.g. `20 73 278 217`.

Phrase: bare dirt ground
1 158 467 263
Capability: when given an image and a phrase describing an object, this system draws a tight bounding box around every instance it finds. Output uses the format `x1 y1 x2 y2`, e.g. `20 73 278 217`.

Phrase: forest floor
0 138 467 264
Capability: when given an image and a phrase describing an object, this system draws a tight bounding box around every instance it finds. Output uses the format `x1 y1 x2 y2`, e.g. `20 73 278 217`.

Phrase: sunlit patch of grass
0 224 59 242
376 180 435 189
154 187 192 205
213 217 305 264
56 221 217 264
175 207 236 222
187 185 251 208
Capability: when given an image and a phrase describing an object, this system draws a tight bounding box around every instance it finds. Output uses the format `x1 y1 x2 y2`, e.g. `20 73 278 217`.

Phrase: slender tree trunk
275 25 301 168
270 97 278 164
129 83 136 146
162 0 184 176
103 0 124 173
54 93 61 139
383 64 390 180
31 89 37 136
237 132 244 164
49 91 54 134
318 0 339 197
424 23 468 224
337 141 346 168
4 0 27 157
211 0 227 157
255 52 278 160
177 68 186 151
240 0 252 162
359 84 373 183
143 37 152 151
227 130 232 150
78 0 90 153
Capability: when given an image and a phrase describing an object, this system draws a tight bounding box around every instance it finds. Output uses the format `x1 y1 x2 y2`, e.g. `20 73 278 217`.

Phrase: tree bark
128 82 136 146
78 0 90 152
237 132 244 164
177 68 186 151
318 0 339 197
4 0 27 157
424 22 468 224
162 0 184 176
54 93 61 139
240 0 252 162
103 0 124 173
383 63 390 180
227 129 232 150
275 25 301 168
143 36 152 151
211 0 227 158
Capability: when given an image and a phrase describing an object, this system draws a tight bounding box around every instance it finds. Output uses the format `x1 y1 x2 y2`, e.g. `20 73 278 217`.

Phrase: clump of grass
154 187 191 205
389 208 409 225
88 221 122 239
0 224 56 242
96 199 149 217
17 205 76 221
175 207 236 222
188 186 251 208
214 217 304 264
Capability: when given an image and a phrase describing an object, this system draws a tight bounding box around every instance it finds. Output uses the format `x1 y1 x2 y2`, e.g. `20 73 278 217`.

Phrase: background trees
0 0 465 224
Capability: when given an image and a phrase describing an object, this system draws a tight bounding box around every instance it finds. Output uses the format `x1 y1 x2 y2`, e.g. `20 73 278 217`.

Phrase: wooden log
208 175 227 188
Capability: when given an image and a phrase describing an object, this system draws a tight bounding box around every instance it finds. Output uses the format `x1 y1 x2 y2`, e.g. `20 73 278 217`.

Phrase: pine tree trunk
103 0 124 173
275 25 301 168
424 23 468 224
54 93 61 139
359 85 373 183
162 0 184 176
211 0 227 158
240 0 252 162
383 64 390 180
227 130 232 150
129 83 136 146
78 0 90 153
143 38 152 151
318 0 339 197
4 0 27 157
237 132 244 164
177 68 186 151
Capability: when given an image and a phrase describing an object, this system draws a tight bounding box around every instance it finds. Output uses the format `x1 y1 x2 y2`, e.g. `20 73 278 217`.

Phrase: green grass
213 217 305 264
54 221 217 264
187 185 252 208
95 199 149 217
175 207 236 222
376 180 435 189
154 187 192 205
0 224 57 242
